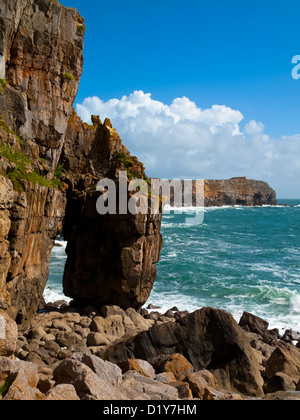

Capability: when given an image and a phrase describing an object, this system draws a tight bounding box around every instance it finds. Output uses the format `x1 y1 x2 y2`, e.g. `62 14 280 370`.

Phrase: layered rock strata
0 0 84 171
61 113 163 310
0 0 163 325
168 177 277 207
204 177 277 207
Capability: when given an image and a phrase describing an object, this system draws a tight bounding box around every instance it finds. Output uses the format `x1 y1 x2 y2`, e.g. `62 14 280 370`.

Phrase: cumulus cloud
76 90 300 198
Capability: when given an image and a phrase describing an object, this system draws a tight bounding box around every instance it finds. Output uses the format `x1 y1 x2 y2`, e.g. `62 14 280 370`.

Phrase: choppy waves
46 200 300 330
150 199 300 331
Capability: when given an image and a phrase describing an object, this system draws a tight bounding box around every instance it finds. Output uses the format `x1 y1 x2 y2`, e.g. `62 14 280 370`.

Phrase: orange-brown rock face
6 182 66 324
61 114 163 310
204 177 277 207
0 0 84 171
0 1 163 324
0 0 83 325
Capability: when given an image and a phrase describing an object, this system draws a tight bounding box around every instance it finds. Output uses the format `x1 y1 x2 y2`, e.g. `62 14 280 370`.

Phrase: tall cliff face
0 0 83 324
169 177 277 207
204 178 277 207
0 0 163 325
0 0 84 171
61 113 163 310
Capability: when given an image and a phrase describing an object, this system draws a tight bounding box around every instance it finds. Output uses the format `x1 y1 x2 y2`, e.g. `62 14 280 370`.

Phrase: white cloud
76 90 300 198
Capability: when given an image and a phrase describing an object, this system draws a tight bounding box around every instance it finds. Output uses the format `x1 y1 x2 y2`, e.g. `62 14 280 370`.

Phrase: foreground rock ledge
101 307 265 397
1 305 300 400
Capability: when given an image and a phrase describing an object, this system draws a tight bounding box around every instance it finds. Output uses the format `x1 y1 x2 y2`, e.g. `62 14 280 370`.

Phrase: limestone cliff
0 0 82 324
169 177 277 207
0 0 84 171
61 113 163 310
204 177 277 207
0 0 163 325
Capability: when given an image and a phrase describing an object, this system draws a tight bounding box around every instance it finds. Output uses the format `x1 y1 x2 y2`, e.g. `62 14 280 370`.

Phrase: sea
45 199 300 333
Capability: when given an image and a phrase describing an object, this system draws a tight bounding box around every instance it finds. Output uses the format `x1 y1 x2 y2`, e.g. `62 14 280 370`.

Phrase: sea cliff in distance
1 0 300 403
167 177 277 207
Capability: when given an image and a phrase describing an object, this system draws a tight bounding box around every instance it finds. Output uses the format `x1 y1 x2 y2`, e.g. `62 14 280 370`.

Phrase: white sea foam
54 240 67 250
290 294 300 314
43 286 71 304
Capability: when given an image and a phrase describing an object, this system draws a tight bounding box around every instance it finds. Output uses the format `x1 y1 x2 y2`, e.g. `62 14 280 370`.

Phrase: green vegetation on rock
77 23 86 33
0 79 7 92
0 143 64 192
61 72 75 81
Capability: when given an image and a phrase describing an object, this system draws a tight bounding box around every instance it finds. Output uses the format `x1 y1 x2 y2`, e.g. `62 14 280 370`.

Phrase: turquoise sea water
46 199 300 332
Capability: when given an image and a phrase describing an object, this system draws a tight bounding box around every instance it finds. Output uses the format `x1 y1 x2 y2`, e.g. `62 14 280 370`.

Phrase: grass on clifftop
0 143 64 192
115 151 150 183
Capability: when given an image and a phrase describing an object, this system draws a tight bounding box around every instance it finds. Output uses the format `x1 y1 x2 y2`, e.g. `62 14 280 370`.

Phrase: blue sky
60 0 300 197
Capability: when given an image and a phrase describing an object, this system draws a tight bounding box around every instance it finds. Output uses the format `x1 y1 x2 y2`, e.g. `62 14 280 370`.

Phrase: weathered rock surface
0 356 41 400
0 0 81 324
118 359 156 379
44 384 79 401
265 346 300 383
204 178 277 207
184 370 220 399
5 183 66 324
169 177 277 207
0 0 163 325
0 309 18 357
61 114 163 309
0 0 84 170
120 371 179 401
0 305 299 400
102 307 265 397
53 358 129 401
153 353 194 381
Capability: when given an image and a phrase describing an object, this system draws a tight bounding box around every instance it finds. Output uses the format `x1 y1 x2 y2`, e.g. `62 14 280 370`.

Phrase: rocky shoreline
1 301 300 400
0 0 299 403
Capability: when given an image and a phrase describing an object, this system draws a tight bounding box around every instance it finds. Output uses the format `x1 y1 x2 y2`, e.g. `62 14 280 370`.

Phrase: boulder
55 331 84 350
239 312 269 334
153 354 194 381
100 305 126 318
45 384 79 401
0 357 41 400
90 315 125 342
118 359 156 379
124 308 154 335
155 372 177 384
102 307 264 397
53 358 128 400
184 370 220 399
283 330 300 342
0 310 18 357
71 353 123 386
265 346 300 383
263 391 300 401
203 387 244 401
87 332 111 347
2 371 44 401
0 357 39 389
120 372 179 400
169 381 193 399
264 373 296 394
